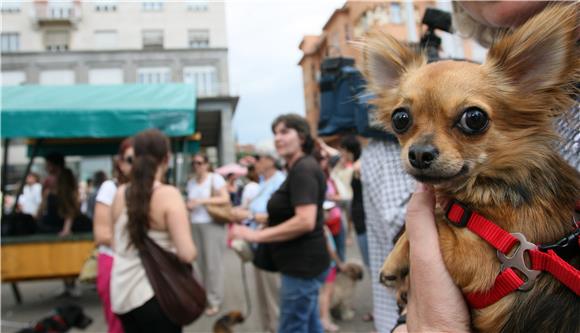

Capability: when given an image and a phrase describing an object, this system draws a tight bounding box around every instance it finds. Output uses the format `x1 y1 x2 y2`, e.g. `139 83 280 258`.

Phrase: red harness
445 200 580 309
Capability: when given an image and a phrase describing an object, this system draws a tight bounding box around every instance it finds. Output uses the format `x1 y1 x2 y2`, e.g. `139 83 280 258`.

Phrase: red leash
445 200 580 309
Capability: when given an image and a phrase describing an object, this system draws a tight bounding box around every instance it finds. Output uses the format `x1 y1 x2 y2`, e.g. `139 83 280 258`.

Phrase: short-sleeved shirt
187 173 226 224
267 155 330 278
96 180 118 206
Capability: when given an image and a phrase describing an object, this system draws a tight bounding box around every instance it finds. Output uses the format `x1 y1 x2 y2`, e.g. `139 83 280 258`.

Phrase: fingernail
415 182 427 193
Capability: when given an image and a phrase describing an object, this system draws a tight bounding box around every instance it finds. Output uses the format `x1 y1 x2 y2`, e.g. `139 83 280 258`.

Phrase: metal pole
11 139 43 213
1 138 11 216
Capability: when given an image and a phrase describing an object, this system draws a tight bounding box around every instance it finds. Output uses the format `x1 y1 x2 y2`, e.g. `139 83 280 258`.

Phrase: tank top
110 209 174 314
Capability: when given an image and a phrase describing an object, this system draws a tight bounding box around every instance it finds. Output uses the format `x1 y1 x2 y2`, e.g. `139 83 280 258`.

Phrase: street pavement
2 240 376 333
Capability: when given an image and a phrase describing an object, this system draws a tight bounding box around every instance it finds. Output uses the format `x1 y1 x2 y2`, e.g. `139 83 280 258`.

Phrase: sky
225 0 345 145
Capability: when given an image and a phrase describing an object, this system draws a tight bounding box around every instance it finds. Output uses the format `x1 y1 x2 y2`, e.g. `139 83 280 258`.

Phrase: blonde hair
451 2 506 48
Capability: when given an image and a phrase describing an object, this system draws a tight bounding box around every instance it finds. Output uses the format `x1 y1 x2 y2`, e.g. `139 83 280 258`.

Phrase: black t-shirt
267 155 330 278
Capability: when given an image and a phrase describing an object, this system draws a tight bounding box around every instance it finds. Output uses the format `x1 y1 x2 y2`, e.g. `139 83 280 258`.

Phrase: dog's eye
457 107 488 134
391 108 412 134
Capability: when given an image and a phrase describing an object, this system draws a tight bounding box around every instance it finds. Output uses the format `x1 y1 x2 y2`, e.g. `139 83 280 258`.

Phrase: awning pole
11 139 43 214
171 138 178 186
1 139 11 216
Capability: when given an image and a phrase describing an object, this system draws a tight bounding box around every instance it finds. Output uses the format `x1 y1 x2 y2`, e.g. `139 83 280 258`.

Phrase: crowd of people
2 2 578 333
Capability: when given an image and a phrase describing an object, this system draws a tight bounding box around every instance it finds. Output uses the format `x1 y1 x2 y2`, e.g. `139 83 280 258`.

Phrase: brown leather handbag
140 235 206 326
204 173 234 224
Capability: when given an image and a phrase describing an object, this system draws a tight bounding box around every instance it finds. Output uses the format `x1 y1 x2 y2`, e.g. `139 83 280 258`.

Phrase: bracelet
390 314 407 333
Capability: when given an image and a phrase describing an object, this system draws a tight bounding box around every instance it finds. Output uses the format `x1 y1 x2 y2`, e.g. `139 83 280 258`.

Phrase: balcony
33 2 81 27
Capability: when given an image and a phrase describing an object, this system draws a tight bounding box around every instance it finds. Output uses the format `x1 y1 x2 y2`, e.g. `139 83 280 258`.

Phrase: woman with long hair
111 129 196 333
93 137 133 333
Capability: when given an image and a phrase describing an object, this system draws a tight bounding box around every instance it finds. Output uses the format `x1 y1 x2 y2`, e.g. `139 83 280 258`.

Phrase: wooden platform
1 233 94 303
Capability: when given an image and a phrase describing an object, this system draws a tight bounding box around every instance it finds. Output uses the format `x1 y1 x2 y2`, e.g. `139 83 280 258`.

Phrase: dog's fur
362 4 579 333
212 311 244 333
330 261 364 320
17 304 93 333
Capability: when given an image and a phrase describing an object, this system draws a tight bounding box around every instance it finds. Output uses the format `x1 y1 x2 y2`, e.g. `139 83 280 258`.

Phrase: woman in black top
230 114 330 333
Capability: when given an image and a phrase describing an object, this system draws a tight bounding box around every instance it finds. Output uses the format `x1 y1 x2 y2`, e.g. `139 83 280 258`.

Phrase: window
390 3 403 24
183 66 217 97
187 1 208 11
1 71 26 86
142 0 163 12
39 70 75 85
1 33 19 52
344 24 351 41
45 30 69 52
95 0 117 12
1 0 21 13
188 30 209 48
142 30 163 49
138 67 171 84
94 30 118 49
89 68 123 84
47 0 74 19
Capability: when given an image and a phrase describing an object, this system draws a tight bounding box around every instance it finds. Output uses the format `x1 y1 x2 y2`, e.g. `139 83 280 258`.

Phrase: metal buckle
496 233 541 291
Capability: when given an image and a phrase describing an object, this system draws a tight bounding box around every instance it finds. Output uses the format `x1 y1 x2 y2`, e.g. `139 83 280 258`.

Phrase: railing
33 2 81 23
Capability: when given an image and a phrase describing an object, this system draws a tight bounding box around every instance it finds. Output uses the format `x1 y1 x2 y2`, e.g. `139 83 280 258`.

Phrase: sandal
205 306 219 316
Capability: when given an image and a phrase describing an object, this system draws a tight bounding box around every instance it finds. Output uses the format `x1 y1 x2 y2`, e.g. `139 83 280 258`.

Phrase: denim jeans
278 270 328 333
356 232 370 268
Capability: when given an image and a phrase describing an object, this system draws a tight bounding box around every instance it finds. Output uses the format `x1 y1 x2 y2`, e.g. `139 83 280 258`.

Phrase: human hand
404 183 470 332
187 199 199 210
230 207 249 222
58 227 71 237
229 224 259 243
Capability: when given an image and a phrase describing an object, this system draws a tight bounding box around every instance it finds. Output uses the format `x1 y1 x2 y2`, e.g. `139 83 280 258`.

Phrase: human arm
163 187 197 263
394 183 470 333
93 202 113 246
93 181 117 246
230 204 316 242
59 218 73 237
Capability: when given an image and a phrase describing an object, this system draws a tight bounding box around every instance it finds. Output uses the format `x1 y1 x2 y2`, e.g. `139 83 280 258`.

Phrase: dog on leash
330 261 364 320
212 311 244 333
362 4 579 333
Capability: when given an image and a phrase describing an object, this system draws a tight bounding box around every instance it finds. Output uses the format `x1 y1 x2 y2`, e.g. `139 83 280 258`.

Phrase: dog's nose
408 145 438 169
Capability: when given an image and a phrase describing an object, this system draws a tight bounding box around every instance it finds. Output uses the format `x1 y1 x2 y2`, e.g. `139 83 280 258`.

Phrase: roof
1 84 197 139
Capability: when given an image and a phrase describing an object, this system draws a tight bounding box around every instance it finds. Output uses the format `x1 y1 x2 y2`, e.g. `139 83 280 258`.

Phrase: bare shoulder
153 185 184 204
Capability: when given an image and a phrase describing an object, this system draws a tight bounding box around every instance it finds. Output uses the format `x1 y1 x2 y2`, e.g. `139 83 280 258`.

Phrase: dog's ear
485 4 578 94
361 31 425 95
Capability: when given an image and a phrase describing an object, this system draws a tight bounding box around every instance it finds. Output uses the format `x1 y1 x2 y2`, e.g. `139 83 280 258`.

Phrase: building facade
298 0 487 135
1 0 237 177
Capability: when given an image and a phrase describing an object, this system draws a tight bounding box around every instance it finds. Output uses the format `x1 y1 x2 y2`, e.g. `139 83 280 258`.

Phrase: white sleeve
33 184 43 206
212 173 227 191
241 182 260 208
95 180 117 206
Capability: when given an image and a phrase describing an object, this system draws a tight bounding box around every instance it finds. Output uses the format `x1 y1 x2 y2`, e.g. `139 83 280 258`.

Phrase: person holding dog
392 2 579 332
230 114 330 333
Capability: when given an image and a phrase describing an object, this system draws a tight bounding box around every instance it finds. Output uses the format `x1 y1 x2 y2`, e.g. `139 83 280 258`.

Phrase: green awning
1 84 196 138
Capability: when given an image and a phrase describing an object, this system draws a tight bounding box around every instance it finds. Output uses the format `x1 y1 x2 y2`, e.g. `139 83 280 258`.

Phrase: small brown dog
331 261 364 320
212 311 244 333
362 4 579 333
